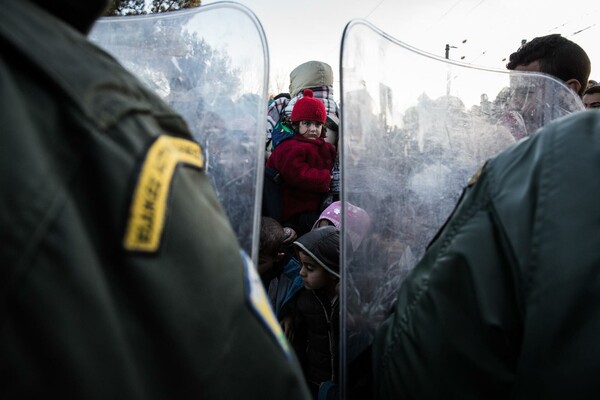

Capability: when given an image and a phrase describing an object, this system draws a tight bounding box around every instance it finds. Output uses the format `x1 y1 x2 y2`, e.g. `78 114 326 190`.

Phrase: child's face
298 120 323 140
298 251 337 291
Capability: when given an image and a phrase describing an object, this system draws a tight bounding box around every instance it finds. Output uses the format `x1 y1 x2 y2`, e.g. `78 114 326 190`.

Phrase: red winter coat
266 135 335 221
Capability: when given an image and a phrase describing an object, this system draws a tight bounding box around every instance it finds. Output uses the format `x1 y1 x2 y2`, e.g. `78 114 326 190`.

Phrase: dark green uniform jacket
374 111 600 399
0 1 310 399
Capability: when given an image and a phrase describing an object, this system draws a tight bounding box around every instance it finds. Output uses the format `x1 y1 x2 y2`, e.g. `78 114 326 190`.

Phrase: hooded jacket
292 227 341 389
374 111 600 399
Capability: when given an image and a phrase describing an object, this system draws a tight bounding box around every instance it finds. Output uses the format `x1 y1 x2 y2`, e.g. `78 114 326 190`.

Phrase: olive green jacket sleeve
0 1 310 399
374 112 600 399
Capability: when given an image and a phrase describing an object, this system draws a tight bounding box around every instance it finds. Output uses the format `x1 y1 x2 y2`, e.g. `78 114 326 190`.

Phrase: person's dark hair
273 93 291 101
584 85 600 96
506 34 591 96
259 217 284 257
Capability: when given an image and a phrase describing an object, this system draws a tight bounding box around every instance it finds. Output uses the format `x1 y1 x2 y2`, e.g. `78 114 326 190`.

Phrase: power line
322 0 387 73
465 0 486 16
436 0 463 23
426 0 463 30
571 24 596 36
365 0 386 19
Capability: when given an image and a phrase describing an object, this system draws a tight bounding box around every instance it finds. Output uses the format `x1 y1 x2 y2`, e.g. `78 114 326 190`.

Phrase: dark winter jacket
293 289 340 390
266 135 335 221
374 111 600 399
0 2 310 399
268 257 304 319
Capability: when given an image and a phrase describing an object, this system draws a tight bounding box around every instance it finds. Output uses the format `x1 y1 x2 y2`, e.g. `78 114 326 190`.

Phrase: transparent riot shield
339 19 583 397
89 3 268 262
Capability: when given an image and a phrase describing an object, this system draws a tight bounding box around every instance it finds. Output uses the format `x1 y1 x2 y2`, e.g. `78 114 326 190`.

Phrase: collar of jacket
293 135 326 145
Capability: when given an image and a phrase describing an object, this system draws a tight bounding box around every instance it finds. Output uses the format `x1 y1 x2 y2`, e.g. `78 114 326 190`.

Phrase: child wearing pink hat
312 201 371 250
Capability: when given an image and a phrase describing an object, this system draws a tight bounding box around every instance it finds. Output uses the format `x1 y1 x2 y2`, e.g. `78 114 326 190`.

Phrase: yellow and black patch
468 164 485 187
123 135 204 252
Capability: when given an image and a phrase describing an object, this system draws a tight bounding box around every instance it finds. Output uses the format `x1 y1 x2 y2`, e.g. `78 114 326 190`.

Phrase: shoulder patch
468 164 484 187
123 135 204 252
241 251 291 358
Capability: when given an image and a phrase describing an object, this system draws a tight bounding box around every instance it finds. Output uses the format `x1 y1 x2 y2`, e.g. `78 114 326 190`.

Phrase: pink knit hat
290 89 327 124
312 201 371 250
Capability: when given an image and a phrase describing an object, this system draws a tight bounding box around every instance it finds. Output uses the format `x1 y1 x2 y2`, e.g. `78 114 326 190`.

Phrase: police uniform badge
241 251 291 358
468 163 486 187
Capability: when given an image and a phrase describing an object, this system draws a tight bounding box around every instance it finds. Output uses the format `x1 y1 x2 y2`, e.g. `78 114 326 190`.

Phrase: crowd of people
258 32 600 400
3 1 600 399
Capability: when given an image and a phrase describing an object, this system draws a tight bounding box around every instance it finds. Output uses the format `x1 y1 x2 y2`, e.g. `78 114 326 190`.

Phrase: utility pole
445 44 457 59
445 40 467 95
445 44 457 96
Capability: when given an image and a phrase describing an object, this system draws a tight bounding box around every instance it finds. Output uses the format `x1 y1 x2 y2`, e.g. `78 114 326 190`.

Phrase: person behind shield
258 216 288 289
501 34 590 140
291 226 341 399
266 89 336 238
0 1 311 399
266 60 340 149
505 34 590 97
583 84 600 109
266 61 341 209
268 201 371 344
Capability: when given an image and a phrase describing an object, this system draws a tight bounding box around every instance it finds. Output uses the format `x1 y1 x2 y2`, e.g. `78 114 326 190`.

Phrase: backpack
268 113 295 151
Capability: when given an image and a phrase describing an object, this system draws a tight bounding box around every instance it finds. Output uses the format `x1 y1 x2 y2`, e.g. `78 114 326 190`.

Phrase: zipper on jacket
313 291 338 382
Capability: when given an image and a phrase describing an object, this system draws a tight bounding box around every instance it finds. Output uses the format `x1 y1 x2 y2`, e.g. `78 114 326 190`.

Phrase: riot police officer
0 1 310 398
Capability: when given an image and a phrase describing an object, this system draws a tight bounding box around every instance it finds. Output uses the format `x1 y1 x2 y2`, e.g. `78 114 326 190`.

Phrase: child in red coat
266 89 336 237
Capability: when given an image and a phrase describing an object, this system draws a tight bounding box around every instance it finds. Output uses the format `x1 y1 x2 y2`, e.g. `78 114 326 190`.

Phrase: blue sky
203 0 599 97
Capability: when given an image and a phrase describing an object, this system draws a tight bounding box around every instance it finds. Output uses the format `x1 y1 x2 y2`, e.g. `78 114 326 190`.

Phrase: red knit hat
290 89 327 124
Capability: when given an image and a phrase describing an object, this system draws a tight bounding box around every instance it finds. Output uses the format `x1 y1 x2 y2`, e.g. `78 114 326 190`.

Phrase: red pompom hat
290 89 327 124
